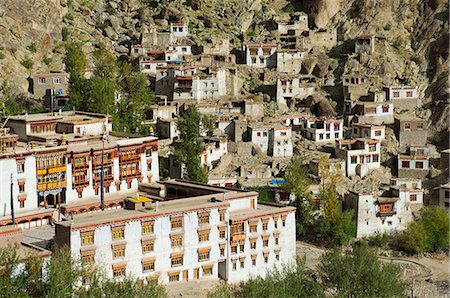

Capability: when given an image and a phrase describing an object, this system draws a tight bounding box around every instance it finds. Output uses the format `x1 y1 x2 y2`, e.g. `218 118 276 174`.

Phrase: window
53 77 62 84
142 259 155 272
393 91 399 98
404 122 411 129
382 105 389 113
263 254 269 263
198 213 209 224
198 230 209 242
274 218 278 229
239 242 245 253
17 162 24 173
198 248 210 262
81 231 94 246
231 242 238 254
281 132 287 136
375 130 382 136
326 124 331 131
417 122 424 129
335 133 339 138
416 161 424 169
19 184 25 193
219 226 226 239
262 236 269 247
326 133 330 140
113 266 126 278
402 161 410 168
262 219 269 230
142 222 154 235
112 227 125 240
171 235 183 247
334 123 340 131
249 222 258 233
263 132 268 137
240 258 245 268
257 132 261 137
275 237 279 245
319 134 323 140
220 244 225 257
112 245 125 259
81 251 95 265
281 215 287 227
169 272 180 282
171 254 183 267
203 265 213 276
171 217 183 229
410 194 417 201
142 240 154 253
445 191 450 199
372 154 379 163
406 91 413 97
250 238 257 249
38 77 46 84
275 253 280 261
369 144 376 152
232 260 237 271
219 210 226 222
231 223 244 235
351 156 357 164
252 255 257 266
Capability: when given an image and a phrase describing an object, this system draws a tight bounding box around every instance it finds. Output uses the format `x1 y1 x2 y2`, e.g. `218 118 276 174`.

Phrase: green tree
64 42 86 77
319 186 339 224
397 221 426 254
93 47 118 81
319 243 407 298
85 76 116 114
283 156 314 237
175 106 211 183
421 206 449 252
114 62 154 134
331 211 356 246
237 258 324 298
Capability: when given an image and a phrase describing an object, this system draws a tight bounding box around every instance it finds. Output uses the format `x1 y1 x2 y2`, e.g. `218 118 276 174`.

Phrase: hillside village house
245 44 277 68
276 76 315 108
439 183 450 210
335 139 381 177
397 146 429 179
201 137 228 170
31 72 69 110
300 118 343 142
345 179 423 238
276 50 306 73
351 123 385 141
394 117 428 148
351 91 394 125
55 180 296 284
0 111 159 228
269 126 293 158
386 86 418 110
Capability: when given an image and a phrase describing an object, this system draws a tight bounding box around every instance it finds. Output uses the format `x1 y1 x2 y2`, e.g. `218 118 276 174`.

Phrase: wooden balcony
231 233 246 242
48 166 66 174
120 171 141 179
37 181 67 191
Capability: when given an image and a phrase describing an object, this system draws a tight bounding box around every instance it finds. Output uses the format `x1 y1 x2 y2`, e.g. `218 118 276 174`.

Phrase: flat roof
229 202 295 222
7 111 109 123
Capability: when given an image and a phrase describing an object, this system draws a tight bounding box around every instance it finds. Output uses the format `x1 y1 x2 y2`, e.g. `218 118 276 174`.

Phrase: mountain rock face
0 0 447 132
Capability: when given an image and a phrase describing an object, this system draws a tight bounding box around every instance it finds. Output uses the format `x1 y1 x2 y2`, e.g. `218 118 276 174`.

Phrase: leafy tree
238 258 324 298
63 42 86 77
93 47 119 81
84 76 116 114
421 206 449 252
318 155 344 191
319 243 407 298
319 186 339 224
331 211 356 246
284 156 314 237
175 106 211 183
114 62 154 134
396 221 426 254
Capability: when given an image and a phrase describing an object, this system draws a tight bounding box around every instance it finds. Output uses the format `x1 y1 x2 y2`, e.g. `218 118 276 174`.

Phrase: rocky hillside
0 0 448 131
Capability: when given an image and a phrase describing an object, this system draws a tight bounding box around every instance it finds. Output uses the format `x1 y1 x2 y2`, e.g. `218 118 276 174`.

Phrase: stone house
157 119 179 142
276 50 306 73
397 147 429 179
239 164 272 180
248 124 271 154
276 76 315 108
31 72 69 109
394 117 428 147
273 12 308 49
351 91 394 125
300 118 343 142
351 123 385 141
440 148 450 169
245 44 277 68
170 23 189 38
201 136 228 170
439 183 450 210
335 139 381 177
386 86 418 110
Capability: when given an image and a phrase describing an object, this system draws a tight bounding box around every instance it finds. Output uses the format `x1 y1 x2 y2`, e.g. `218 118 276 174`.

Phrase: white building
166 44 193 62
345 183 423 238
201 137 228 170
170 23 189 38
335 139 381 177
351 123 385 141
301 118 343 142
276 50 306 73
245 44 277 68
55 180 296 284
0 111 159 228
269 126 293 158
397 153 429 179
276 76 315 108
248 124 271 154
352 91 394 125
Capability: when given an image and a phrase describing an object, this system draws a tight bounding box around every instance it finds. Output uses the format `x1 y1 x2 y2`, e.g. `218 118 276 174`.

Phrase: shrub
43 56 52 65
421 206 449 252
62 27 70 41
27 42 38 53
21 57 33 69
368 233 390 247
396 221 426 254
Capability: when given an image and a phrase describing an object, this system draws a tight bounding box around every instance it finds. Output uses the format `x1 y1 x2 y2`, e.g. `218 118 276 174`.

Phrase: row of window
231 251 280 271
400 160 425 169
350 154 379 164
231 234 279 254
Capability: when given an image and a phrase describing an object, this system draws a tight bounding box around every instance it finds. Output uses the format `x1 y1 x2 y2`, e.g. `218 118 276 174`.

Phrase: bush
21 57 33 69
43 56 52 65
27 42 38 53
396 221 426 254
62 27 70 41
0 51 4 60
421 206 449 252
368 233 390 247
